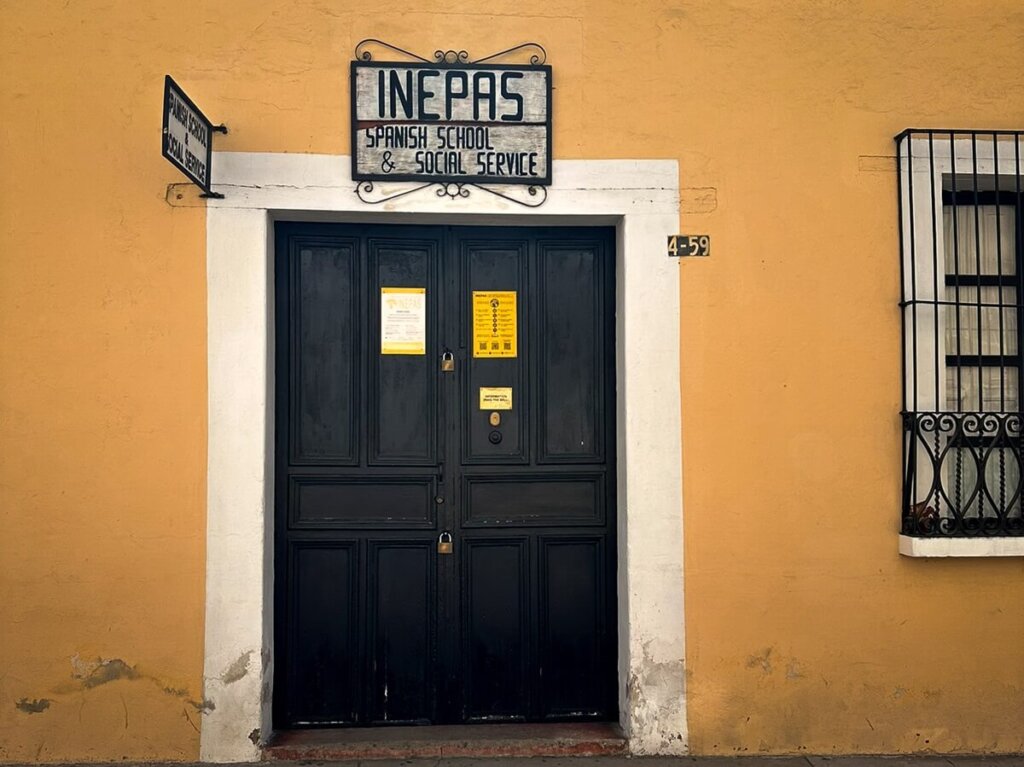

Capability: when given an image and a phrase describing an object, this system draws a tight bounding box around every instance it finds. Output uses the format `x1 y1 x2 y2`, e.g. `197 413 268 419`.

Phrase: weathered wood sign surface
351 62 552 185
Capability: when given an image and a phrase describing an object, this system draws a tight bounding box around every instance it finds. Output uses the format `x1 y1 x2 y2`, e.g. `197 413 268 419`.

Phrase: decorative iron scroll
355 39 431 63
434 50 470 65
355 180 547 208
354 39 547 66
903 411 1024 537
436 183 470 199
474 43 547 65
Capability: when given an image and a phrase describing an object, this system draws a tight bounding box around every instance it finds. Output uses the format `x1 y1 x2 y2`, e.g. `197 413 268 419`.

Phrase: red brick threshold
264 722 627 760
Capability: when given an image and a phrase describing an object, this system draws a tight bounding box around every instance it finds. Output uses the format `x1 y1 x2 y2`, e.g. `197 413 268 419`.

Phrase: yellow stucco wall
1 0 1022 761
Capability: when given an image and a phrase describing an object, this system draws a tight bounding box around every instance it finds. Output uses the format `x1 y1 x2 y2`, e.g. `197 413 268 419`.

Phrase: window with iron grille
898 130 1024 538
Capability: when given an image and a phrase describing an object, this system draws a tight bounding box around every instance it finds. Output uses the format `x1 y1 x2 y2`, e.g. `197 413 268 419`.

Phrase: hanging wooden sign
351 61 552 186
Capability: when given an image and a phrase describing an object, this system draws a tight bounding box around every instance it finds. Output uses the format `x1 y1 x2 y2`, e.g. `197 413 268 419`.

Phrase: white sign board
351 62 552 185
162 75 215 194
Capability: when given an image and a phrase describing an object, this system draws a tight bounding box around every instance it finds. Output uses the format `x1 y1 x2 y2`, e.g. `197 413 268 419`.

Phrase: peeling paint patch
183 706 200 734
746 648 773 675
15 697 51 714
189 697 216 713
221 650 253 685
680 187 717 213
248 728 261 745
59 653 196 711
84 658 139 688
785 660 804 680
70 655 140 688
627 639 687 754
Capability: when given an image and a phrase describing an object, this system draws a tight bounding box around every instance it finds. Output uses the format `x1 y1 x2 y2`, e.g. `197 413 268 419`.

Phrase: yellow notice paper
479 387 513 410
381 287 426 355
472 291 517 358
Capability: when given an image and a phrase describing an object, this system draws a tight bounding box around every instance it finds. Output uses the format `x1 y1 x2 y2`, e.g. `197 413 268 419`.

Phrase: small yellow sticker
479 387 513 410
472 291 517 358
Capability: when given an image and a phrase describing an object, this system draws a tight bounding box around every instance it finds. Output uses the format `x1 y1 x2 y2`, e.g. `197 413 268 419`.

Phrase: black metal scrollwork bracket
352 39 549 208
355 181 548 209
354 39 546 66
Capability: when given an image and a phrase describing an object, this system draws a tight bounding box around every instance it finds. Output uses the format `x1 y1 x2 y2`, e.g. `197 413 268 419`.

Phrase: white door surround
201 153 686 760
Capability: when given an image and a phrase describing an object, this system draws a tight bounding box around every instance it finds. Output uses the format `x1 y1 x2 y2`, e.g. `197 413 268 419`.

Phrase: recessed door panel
284 542 359 724
291 242 358 464
292 477 435 528
539 537 608 718
462 240 527 462
462 474 604 527
462 538 529 721
370 239 437 464
538 243 605 463
368 541 435 724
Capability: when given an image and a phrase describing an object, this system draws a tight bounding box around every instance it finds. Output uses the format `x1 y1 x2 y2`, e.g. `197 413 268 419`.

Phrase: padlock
437 531 453 555
441 350 455 372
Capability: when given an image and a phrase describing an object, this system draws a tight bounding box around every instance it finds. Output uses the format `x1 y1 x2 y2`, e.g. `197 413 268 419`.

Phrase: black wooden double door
274 223 617 728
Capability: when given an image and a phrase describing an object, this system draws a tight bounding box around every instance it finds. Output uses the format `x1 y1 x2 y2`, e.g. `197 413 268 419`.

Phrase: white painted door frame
201 153 686 760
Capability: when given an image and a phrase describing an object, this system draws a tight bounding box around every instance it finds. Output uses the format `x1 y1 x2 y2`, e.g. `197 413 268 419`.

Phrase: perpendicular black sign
351 61 552 186
162 75 225 196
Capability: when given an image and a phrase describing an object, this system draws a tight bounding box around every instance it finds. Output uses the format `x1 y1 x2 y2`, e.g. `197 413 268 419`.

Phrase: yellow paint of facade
1 0 1022 761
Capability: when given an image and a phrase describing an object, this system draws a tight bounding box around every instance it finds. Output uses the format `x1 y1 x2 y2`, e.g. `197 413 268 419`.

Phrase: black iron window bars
898 130 1024 537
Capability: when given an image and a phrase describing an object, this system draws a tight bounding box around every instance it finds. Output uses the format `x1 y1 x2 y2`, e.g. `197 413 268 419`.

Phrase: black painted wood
291 241 358 465
274 223 617 729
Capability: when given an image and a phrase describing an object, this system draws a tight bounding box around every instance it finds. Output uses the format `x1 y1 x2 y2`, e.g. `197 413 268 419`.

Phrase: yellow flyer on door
472 291 517 358
381 287 426 354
